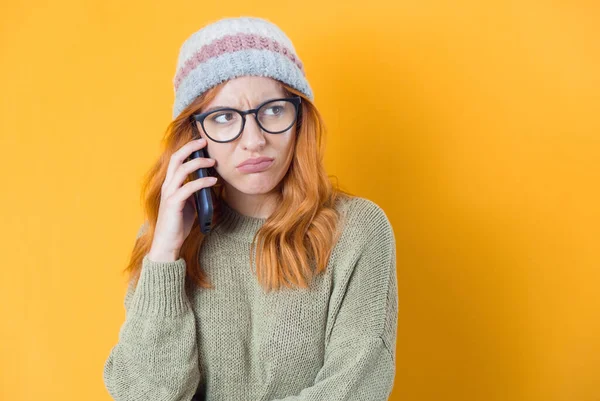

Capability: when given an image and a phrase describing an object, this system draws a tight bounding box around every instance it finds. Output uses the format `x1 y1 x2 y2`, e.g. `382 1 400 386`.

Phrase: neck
213 197 268 242
221 183 281 219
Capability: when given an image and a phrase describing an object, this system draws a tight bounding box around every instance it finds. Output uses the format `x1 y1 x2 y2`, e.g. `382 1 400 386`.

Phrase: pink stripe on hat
172 16 314 119
173 32 306 91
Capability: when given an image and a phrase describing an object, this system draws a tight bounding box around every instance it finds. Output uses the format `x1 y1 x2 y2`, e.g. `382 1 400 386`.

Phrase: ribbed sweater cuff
128 254 189 317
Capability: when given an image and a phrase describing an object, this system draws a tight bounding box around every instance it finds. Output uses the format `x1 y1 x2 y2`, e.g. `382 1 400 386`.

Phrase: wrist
147 249 180 263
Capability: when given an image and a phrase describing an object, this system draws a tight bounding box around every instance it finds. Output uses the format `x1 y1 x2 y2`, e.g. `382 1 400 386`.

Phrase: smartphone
186 119 214 234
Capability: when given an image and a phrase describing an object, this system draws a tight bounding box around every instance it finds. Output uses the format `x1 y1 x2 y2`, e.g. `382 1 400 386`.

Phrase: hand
148 137 217 262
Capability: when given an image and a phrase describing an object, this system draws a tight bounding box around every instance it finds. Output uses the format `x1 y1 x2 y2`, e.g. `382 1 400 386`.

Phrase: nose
240 113 266 148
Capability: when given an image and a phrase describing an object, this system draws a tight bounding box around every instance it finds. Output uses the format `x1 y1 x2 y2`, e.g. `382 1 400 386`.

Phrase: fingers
164 138 208 186
167 156 216 196
171 176 218 205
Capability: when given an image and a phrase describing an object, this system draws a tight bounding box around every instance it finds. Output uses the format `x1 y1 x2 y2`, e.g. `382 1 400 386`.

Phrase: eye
265 106 284 115
261 103 286 117
211 112 236 124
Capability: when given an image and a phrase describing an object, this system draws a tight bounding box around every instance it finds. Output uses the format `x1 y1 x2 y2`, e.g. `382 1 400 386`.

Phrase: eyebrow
202 97 284 114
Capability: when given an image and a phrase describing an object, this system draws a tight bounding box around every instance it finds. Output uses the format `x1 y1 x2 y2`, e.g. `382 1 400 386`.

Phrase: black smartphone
186 119 214 234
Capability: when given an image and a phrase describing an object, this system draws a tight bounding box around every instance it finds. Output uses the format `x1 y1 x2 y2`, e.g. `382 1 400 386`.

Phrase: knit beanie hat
172 16 314 120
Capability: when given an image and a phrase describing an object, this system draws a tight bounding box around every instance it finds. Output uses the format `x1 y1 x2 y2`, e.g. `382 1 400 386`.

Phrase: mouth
236 159 274 173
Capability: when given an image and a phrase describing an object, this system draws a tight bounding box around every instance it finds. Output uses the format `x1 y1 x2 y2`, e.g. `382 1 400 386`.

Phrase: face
195 76 297 199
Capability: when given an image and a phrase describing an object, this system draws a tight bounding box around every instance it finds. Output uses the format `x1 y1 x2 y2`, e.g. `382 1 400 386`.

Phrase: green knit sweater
103 196 398 400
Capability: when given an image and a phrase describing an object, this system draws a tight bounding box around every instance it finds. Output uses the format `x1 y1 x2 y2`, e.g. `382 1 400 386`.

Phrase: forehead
211 76 286 102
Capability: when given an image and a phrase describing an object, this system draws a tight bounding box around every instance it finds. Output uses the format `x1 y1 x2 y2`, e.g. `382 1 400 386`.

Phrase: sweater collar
213 200 268 241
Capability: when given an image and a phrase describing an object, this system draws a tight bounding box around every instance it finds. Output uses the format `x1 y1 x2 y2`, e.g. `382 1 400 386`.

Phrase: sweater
103 196 398 401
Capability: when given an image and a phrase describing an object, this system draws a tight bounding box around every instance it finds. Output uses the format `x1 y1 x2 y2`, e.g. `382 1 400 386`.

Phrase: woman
103 16 398 401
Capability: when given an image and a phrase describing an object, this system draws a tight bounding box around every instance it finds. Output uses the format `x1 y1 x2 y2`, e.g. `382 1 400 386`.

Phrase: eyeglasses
190 96 302 143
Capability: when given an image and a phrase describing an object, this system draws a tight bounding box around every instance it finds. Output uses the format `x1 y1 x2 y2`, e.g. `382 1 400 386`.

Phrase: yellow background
1 1 598 400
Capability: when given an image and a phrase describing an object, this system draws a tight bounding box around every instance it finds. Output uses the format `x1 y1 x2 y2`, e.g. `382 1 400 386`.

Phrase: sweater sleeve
271 201 399 401
103 223 201 401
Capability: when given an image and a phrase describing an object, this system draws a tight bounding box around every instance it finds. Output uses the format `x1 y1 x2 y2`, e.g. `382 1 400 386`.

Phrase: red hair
124 80 355 293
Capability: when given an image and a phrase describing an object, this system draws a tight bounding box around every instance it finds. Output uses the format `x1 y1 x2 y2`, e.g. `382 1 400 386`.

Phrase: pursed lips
237 157 274 168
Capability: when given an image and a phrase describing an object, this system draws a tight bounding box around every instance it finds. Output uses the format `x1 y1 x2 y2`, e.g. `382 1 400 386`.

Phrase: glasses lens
201 99 297 142
257 99 297 133
202 110 243 142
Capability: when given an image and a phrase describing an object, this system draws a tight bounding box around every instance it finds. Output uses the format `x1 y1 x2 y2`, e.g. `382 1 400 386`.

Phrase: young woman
103 16 398 401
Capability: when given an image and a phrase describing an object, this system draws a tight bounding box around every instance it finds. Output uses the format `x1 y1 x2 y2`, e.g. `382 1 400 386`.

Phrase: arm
271 203 399 401
103 223 200 401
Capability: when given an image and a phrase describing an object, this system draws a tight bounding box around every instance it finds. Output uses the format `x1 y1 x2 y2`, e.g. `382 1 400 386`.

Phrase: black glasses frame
190 96 302 143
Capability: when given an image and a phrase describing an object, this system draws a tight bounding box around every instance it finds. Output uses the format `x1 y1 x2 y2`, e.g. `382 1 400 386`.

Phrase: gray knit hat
172 16 314 120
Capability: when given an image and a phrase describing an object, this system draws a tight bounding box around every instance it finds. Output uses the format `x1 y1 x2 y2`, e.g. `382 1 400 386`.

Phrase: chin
219 163 288 194
218 171 274 193
238 178 279 194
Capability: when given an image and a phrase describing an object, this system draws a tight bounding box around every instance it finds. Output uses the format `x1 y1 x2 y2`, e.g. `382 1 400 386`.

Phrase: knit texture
172 16 314 120
103 196 398 400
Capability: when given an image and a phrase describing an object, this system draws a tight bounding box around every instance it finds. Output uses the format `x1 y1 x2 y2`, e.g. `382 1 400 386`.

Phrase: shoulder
335 195 395 245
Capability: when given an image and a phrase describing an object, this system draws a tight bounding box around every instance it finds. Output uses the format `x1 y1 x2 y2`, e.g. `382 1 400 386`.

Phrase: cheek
194 123 205 138
205 146 231 169
282 133 296 159
276 128 296 149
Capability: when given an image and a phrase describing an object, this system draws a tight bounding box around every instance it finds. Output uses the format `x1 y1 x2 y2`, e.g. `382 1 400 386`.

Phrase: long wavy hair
124 79 355 293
